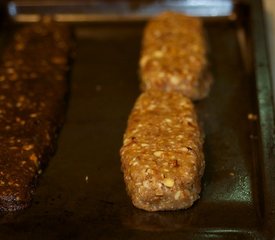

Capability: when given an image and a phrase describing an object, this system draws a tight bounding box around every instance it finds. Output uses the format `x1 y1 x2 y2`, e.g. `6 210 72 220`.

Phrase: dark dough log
0 20 73 211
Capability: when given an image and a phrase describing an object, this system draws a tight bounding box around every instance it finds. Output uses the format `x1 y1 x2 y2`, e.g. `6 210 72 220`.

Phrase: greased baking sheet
0 0 274 239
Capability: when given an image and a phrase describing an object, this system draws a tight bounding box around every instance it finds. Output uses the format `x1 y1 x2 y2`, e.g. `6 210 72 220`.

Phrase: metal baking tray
0 0 274 239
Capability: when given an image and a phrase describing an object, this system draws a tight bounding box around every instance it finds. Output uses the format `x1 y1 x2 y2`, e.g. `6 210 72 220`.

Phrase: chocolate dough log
0 20 72 211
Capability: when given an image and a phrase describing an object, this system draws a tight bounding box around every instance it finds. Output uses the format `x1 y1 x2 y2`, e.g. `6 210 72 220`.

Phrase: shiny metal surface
7 0 233 22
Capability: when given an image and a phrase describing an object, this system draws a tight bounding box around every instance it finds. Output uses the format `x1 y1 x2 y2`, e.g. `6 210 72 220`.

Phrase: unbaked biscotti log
0 20 72 211
120 90 204 211
139 12 212 100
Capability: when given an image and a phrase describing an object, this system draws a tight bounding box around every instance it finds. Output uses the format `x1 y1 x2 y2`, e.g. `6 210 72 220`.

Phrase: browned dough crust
120 91 204 211
140 12 212 100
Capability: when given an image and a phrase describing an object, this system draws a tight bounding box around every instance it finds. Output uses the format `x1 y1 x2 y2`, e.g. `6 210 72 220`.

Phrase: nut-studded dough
120 91 204 211
140 12 212 100
0 21 72 211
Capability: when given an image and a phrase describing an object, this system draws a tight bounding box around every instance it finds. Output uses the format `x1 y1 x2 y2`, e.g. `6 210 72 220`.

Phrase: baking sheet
0 1 274 239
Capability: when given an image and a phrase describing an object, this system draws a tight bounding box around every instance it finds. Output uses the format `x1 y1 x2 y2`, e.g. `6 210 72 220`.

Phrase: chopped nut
174 191 181 200
30 113 38 118
51 56 66 64
22 144 34 151
9 146 18 150
170 76 180 84
123 138 131 145
29 153 38 163
143 180 150 188
7 68 15 74
153 151 163 157
30 72 37 79
155 191 164 196
9 73 18 81
162 178 174 188
248 113 258 121
164 118 172 123
182 147 189 152
140 55 150 67
21 161 26 166
141 143 149 147
158 72 165 78
153 50 164 58
45 133 50 140
8 181 14 186
148 104 156 110
154 30 161 37
16 101 21 108
185 117 193 123
15 43 25 50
